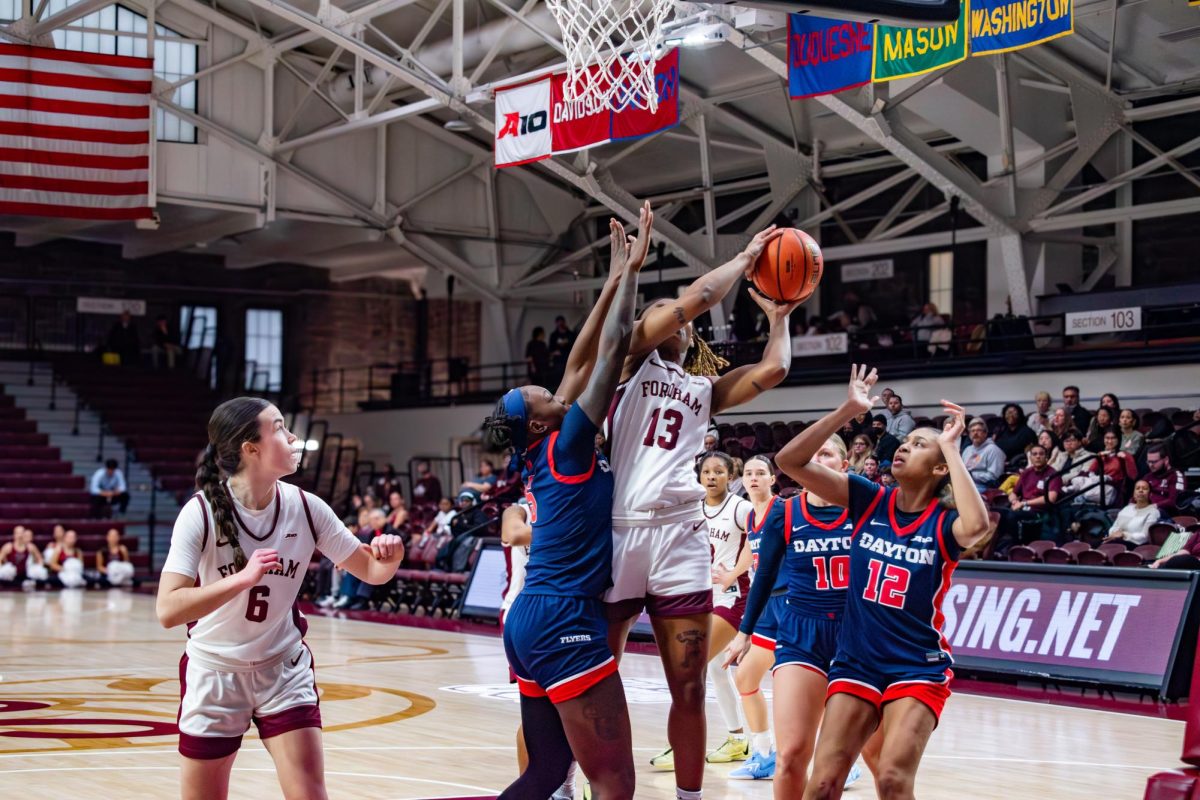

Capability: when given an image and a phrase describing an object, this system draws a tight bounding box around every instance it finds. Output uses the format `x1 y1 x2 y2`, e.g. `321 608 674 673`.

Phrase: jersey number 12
862 559 910 609
642 408 683 450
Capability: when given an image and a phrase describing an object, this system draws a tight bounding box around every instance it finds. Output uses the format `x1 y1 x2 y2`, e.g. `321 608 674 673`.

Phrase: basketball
751 228 823 304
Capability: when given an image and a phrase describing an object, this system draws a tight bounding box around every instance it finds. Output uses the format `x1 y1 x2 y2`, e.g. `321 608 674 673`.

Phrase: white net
545 0 675 113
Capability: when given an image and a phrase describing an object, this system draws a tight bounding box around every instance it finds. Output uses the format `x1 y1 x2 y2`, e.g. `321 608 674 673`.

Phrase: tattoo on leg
676 629 704 669
673 306 687 325
583 701 622 741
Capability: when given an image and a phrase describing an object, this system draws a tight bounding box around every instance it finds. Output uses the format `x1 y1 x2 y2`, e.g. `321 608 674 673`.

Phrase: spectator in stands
411 460 442 505
1028 391 1053 435
869 415 901 464
878 388 896 420
879 469 896 488
44 524 65 563
841 291 877 333
385 490 409 533
910 303 945 343
993 403 1037 461
1062 385 1091 433
525 326 549 387
839 410 870 442
1098 430 1137 500
331 511 381 610
1039 429 1067 471
418 496 458 546
48 529 87 589
437 492 489 572
1049 407 1072 441
847 434 873 475
862 456 880 484
1085 406 1116 452
90 459 129 518
362 493 381 511
1143 444 1186 512
105 310 140 367
703 428 718 452
885 394 915 438
596 432 607 452
0 526 48 588
1118 409 1144 455
1058 430 1098 487
546 315 575 383
996 443 1062 549
150 315 182 370
96 527 135 587
459 459 497 501
1103 481 1160 549
316 509 371 607
1100 393 1121 413
962 418 1007 491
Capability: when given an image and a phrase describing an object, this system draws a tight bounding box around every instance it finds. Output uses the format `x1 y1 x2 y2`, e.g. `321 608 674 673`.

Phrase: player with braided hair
603 225 802 800
157 396 404 800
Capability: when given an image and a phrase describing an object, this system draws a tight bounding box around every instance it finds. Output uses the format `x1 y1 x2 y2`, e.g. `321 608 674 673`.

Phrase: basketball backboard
711 0 960 25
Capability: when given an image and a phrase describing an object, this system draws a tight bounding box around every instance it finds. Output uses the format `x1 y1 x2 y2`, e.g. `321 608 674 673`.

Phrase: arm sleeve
161 497 206 579
551 403 599 476
739 524 786 636
307 493 367 565
847 472 882 524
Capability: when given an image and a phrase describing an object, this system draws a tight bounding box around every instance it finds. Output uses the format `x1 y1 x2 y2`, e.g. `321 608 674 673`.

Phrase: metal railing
305 359 526 414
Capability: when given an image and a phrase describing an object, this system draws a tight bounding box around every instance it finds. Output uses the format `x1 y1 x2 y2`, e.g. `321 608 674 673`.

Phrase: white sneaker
333 595 351 609
21 579 35 592
316 595 335 608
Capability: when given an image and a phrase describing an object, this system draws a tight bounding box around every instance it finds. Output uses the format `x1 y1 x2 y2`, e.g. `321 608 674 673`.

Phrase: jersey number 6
642 408 683 450
246 585 270 623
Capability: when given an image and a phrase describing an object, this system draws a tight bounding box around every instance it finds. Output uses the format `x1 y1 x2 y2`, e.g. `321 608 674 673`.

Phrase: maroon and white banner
944 564 1197 693
0 44 153 220
494 49 680 168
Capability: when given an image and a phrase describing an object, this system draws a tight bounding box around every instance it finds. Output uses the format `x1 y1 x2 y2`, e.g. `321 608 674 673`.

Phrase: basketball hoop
545 0 675 113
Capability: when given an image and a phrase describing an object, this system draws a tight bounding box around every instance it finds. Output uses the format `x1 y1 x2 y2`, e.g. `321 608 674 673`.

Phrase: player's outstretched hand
748 287 803 325
626 200 653 274
847 363 880 415
239 548 281 586
722 631 752 669
370 534 405 565
739 225 782 275
608 217 630 278
938 400 966 449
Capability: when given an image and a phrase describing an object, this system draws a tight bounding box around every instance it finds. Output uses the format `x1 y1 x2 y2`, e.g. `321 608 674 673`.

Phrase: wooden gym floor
0 590 1181 799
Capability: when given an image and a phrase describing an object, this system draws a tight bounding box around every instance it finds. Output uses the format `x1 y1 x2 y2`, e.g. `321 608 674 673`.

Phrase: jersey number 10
643 408 683 450
812 555 849 590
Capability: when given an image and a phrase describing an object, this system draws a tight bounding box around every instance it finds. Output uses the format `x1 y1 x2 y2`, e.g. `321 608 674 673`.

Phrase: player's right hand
847 363 880 415
739 225 782 273
722 632 751 669
239 548 281 585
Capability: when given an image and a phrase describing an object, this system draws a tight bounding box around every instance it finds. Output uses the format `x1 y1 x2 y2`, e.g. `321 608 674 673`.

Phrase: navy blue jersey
746 496 787 594
840 473 960 671
520 403 614 598
739 493 849 635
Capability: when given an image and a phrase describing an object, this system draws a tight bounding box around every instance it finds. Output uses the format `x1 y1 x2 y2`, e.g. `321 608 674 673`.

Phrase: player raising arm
157 398 404 800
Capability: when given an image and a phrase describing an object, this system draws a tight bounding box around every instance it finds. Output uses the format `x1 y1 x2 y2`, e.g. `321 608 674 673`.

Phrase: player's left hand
739 225 782 272
722 632 751 669
938 400 966 448
748 287 803 324
370 534 405 564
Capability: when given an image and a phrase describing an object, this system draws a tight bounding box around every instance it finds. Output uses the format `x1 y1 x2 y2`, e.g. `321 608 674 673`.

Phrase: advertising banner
787 14 873 99
872 0 968 81
494 76 553 168
969 0 1073 57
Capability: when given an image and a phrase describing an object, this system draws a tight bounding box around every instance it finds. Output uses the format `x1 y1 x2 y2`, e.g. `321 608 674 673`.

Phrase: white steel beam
275 97 441 152
123 212 266 259
31 0 116 36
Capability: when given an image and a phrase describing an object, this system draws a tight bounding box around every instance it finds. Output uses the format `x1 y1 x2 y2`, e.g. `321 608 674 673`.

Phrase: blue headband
501 388 529 454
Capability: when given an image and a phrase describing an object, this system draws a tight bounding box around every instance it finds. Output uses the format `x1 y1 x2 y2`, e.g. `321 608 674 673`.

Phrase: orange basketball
751 228 823 304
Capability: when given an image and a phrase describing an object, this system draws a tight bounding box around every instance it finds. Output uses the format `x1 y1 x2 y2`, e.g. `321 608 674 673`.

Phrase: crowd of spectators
0 524 136 590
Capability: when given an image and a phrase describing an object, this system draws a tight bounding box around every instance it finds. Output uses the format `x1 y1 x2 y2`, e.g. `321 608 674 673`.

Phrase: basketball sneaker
844 763 863 789
729 749 775 780
706 735 750 763
649 747 674 771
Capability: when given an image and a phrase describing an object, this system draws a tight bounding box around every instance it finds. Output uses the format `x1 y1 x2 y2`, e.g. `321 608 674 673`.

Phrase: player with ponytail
158 396 404 800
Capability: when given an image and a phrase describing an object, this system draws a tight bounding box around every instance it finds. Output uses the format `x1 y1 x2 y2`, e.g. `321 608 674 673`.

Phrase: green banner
872 0 968 82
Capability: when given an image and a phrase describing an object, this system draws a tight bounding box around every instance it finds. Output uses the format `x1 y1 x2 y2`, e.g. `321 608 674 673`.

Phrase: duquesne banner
787 15 873 99
494 48 679 168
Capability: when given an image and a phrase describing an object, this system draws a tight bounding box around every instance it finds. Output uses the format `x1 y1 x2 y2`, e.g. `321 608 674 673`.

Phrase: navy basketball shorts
502 593 617 704
772 602 840 678
826 651 953 723
750 593 787 651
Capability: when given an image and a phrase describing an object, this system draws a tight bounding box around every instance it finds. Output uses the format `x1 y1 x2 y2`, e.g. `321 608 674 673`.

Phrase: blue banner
788 14 873 100
969 0 1073 57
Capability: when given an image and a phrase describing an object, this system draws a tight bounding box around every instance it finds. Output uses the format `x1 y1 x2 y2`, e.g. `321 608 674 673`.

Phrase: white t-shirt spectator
90 467 127 495
1110 502 1160 546
433 509 457 536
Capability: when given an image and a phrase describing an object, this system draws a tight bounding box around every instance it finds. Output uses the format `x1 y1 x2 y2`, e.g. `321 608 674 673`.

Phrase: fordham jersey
607 350 714 523
704 493 752 597
784 493 853 617
521 404 614 599
841 473 961 672
162 482 361 671
746 496 788 593
501 502 531 616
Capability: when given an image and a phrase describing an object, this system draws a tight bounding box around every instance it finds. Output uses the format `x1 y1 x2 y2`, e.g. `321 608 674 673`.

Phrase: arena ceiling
1 0 1199 347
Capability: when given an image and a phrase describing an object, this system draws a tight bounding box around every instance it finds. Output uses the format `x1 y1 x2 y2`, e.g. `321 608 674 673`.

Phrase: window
245 309 283 392
928 251 953 315
181 306 217 389
45 0 199 143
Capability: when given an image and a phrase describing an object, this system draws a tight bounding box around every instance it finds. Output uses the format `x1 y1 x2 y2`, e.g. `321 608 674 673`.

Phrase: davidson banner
494 48 680 168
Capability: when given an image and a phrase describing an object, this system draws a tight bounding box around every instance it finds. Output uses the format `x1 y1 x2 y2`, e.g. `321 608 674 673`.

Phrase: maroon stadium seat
1149 523 1177 547
1097 542 1128 561
1133 544 1161 562
1041 547 1072 564
1028 540 1055 559
1007 545 1036 563
1111 551 1143 567
1061 541 1091 560
1076 549 1108 566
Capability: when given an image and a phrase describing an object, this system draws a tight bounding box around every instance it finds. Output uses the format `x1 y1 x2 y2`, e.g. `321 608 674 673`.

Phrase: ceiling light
444 116 472 132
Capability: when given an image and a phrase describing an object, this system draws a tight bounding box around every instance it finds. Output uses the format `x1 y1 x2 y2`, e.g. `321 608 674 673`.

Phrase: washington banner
969 0 1073 57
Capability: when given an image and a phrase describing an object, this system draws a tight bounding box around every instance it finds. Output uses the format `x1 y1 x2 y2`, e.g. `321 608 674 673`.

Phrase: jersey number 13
643 408 683 450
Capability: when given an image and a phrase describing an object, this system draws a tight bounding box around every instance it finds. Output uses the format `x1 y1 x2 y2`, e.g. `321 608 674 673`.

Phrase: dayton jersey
746 496 788 593
521 403 614 599
607 350 713 522
162 483 361 671
705 494 752 596
841 473 960 671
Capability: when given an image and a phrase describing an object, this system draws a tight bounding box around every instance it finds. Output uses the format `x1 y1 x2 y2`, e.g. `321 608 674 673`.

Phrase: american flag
0 42 153 220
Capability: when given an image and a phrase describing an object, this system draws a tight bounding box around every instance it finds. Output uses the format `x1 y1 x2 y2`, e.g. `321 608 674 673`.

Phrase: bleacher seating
0 388 147 573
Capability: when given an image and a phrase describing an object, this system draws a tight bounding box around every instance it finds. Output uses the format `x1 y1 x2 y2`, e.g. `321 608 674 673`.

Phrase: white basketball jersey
704 494 751 572
501 502 530 615
608 351 714 523
162 482 361 671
